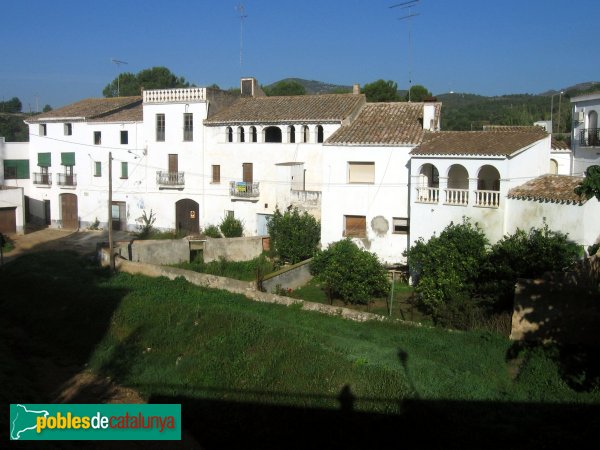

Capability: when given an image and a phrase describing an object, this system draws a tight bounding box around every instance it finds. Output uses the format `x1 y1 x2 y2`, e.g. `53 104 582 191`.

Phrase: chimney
240 77 266 97
423 104 436 131
353 84 360 95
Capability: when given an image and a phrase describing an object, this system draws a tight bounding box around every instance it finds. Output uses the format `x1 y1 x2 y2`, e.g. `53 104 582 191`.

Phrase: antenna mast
236 3 248 73
390 0 421 102
111 58 129 97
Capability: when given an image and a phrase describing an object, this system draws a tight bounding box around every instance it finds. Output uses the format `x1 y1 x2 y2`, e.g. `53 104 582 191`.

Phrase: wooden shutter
345 215 366 237
168 154 178 173
212 165 220 183
243 163 253 183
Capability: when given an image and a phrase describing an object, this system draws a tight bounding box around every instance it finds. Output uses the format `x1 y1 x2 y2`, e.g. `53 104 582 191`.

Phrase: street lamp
550 91 564 134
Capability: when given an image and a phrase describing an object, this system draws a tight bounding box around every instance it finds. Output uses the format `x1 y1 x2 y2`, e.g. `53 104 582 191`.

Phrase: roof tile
29 97 142 122
508 174 586 204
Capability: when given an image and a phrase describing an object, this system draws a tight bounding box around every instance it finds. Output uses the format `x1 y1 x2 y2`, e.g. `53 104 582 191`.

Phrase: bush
219 215 244 237
310 239 389 306
267 207 320 264
203 224 222 238
404 218 489 316
135 209 156 239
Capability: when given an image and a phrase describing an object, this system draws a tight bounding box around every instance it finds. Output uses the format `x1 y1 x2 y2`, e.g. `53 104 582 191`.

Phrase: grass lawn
1 252 598 447
173 255 274 282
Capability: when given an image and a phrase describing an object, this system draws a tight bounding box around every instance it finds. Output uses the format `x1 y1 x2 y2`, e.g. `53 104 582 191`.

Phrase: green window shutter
94 161 102 177
4 160 29 179
61 152 75 166
38 152 51 167
121 162 128 179
17 160 30 179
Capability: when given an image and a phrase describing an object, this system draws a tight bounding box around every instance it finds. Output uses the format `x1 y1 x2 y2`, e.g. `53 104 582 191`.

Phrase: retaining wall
262 259 313 293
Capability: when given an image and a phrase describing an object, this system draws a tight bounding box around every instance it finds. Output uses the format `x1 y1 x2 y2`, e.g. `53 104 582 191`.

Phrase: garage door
0 207 17 234
60 194 78 229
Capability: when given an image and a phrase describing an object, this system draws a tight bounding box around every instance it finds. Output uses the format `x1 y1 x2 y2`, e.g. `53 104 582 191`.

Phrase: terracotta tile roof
551 136 571 151
204 94 365 125
324 102 442 146
483 125 545 133
410 130 547 157
508 175 586 204
28 97 142 122
87 103 142 123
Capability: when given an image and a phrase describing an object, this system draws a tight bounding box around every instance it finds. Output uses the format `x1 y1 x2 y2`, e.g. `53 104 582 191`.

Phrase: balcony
143 87 206 103
415 187 440 204
579 128 599 147
474 190 500 208
56 173 77 187
444 188 469 206
156 171 185 188
33 172 52 186
230 181 259 198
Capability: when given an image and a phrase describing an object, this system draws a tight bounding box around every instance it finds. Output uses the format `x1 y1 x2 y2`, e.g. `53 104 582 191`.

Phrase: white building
570 91 600 175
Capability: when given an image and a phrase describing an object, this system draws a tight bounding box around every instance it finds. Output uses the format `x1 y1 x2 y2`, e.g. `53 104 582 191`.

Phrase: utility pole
108 152 115 271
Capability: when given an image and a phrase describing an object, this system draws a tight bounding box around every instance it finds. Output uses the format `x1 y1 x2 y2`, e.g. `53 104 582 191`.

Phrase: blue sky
1 0 599 110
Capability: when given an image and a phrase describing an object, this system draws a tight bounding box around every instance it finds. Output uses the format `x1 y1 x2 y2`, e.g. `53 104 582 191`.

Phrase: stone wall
203 236 264 262
510 256 600 344
262 259 313 293
112 239 190 265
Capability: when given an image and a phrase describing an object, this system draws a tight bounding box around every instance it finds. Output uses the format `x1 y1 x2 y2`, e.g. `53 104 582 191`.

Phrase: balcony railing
57 173 77 187
579 128 599 146
444 188 469 206
33 172 52 186
156 171 185 187
474 190 500 208
230 181 260 198
415 187 439 204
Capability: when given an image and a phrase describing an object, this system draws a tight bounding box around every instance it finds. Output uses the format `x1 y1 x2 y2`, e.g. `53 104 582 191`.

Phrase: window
264 126 282 143
120 130 128 145
348 162 375 184
121 162 128 179
302 125 309 143
238 126 245 143
184 113 193 141
250 126 257 143
316 125 324 143
156 114 165 141
94 161 102 177
3 160 29 179
64 123 72 136
242 162 253 183
94 131 101 145
37 152 51 168
61 152 75 166
344 215 366 238
39 124 47 136
226 126 233 143
393 217 409 234
212 165 221 183
225 210 234 218
288 125 296 143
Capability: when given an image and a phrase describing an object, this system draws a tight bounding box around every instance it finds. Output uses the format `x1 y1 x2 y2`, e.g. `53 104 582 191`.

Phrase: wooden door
168 154 179 173
175 199 199 235
60 194 78 229
0 207 17 234
44 200 51 226
243 163 253 183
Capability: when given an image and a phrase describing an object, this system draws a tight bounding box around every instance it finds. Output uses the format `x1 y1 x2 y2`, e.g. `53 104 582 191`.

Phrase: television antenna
235 3 248 72
390 0 421 102
111 58 128 97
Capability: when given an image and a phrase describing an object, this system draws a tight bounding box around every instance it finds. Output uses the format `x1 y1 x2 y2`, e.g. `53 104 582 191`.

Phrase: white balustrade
474 190 500 208
444 188 469 206
143 88 206 103
415 187 439 204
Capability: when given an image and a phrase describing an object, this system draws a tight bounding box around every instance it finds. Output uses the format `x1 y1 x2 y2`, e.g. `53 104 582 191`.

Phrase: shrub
88 217 100 230
135 209 156 239
267 207 321 264
219 215 244 237
203 224 222 238
310 239 389 306
404 218 489 316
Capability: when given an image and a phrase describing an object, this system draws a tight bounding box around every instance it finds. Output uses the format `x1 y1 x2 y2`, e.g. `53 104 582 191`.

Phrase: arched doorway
264 126 282 143
175 199 199 235
60 193 78 229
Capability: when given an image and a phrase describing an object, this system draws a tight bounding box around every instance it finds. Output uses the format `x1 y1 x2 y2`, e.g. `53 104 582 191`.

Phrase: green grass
173 255 274 282
1 252 598 445
1 235 14 253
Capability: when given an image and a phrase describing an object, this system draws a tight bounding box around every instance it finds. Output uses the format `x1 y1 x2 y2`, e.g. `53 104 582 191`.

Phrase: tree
102 67 191 97
219 215 244 237
267 207 320 264
574 165 600 201
362 80 400 102
0 97 22 113
264 80 306 96
406 85 434 102
310 239 389 305
42 104 52 112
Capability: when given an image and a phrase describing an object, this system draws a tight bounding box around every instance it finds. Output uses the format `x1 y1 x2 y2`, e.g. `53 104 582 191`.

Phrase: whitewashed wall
571 94 600 176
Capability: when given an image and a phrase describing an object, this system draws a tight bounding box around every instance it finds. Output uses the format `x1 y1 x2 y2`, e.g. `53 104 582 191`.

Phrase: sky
1 0 599 110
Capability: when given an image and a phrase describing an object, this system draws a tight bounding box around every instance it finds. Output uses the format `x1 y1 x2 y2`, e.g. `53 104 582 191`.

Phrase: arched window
238 126 245 143
250 126 257 143
477 165 501 191
447 164 469 189
316 125 324 143
264 126 282 143
302 125 309 143
288 125 296 143
418 163 439 187
549 159 558 175
226 126 233 143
